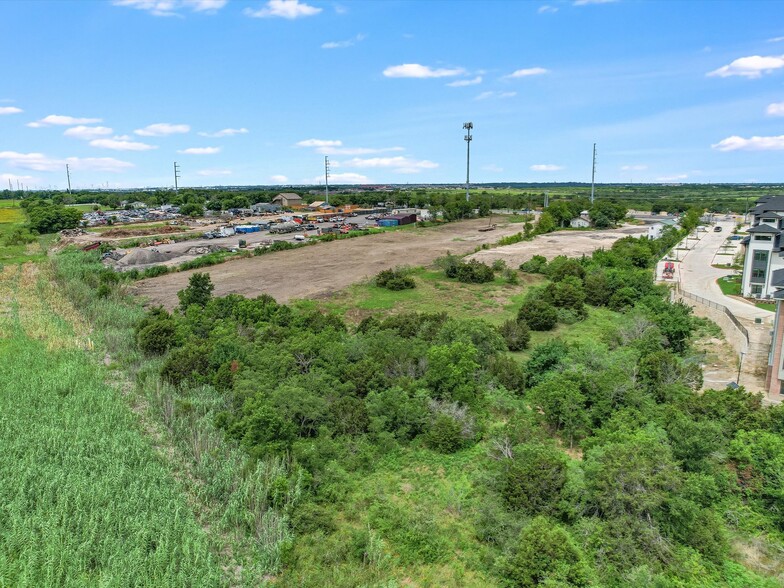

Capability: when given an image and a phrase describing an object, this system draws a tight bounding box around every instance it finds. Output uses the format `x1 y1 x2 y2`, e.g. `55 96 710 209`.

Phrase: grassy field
303 267 543 326
0 201 54 265
0 263 224 586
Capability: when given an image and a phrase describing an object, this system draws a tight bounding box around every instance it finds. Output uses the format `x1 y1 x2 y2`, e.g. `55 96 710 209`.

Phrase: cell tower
173 161 181 193
590 143 597 204
325 155 330 205
463 122 473 202
66 164 72 194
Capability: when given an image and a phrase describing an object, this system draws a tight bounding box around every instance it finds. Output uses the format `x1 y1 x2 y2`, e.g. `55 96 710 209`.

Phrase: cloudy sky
3 0 784 189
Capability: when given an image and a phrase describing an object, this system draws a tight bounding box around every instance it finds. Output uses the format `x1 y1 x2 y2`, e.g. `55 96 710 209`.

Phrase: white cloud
768 36 784 43
503 67 549 79
114 134 132 140
657 174 688 182
383 63 465 78
135 122 190 136
342 156 438 173
766 102 784 116
712 135 784 151
270 174 289 183
63 125 114 140
621 164 647 171
197 127 249 137
196 169 232 176
321 33 366 49
447 76 482 87
90 138 157 151
475 91 517 100
178 146 221 154
113 0 227 16
530 164 563 171
707 55 784 78
296 138 342 148
27 114 102 128
482 164 503 172
574 0 618 5
538 5 558 13
244 0 321 19
0 106 22 115
0 151 133 172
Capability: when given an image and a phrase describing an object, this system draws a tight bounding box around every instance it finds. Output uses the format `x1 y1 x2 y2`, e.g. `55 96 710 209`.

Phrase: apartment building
741 196 784 298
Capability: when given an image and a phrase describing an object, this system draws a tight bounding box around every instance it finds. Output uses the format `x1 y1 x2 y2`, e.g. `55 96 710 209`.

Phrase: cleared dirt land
467 225 648 267
134 218 649 308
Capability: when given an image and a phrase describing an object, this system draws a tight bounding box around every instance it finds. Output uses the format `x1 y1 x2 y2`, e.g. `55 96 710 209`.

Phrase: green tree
177 272 214 310
498 517 592 588
517 298 558 331
499 442 569 515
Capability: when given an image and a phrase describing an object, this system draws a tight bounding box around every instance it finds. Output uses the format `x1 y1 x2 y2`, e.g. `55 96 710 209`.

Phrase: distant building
647 218 678 240
307 201 334 211
569 215 592 229
251 202 281 214
272 193 303 207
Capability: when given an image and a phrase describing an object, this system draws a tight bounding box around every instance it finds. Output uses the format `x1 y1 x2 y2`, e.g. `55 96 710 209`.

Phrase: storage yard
134 218 648 308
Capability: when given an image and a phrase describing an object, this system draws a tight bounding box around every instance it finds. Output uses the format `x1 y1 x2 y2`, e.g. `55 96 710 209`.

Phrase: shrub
424 400 475 453
375 267 415 291
517 298 558 331
142 265 169 279
499 443 569 514
519 255 547 274
503 268 519 284
498 319 531 351
136 316 177 355
491 259 507 272
454 260 495 284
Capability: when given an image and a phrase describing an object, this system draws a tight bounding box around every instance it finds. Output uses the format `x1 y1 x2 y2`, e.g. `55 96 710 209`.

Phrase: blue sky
3 0 784 189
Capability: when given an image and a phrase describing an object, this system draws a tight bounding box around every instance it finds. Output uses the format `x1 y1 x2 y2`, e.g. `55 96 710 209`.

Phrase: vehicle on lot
294 234 306 241
304 224 317 230
728 235 743 240
714 226 723 232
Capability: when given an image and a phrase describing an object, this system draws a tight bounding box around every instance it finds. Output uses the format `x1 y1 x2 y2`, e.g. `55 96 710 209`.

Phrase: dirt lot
134 219 649 308
467 225 648 267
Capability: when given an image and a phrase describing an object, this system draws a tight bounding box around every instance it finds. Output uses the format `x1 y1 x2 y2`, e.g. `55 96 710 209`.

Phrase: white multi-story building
741 196 784 299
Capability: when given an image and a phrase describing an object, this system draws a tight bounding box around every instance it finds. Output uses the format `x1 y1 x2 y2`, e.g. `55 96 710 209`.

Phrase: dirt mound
116 248 178 267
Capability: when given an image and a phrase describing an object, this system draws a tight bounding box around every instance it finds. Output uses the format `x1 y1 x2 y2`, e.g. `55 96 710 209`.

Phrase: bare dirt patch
467 225 648 267
133 219 648 309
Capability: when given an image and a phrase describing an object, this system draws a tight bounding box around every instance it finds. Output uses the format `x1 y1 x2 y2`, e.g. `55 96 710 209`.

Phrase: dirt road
134 219 648 308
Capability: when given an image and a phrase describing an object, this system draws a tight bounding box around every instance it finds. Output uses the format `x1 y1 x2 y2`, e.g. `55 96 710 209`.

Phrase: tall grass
0 335 224 586
50 249 301 582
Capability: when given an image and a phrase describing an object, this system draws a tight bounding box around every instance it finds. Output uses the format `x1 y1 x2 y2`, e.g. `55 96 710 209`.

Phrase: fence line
672 284 750 345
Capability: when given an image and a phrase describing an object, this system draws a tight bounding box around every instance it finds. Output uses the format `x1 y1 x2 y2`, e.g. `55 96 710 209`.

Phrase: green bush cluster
375 267 416 290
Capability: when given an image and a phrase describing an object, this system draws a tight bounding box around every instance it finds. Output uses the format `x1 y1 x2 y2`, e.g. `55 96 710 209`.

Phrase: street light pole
463 122 473 202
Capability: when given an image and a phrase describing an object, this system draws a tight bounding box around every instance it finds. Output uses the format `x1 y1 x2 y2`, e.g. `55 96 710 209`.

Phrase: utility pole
324 155 330 205
173 161 181 193
66 164 72 194
544 190 549 208
7 179 11 191
463 122 473 202
590 143 597 205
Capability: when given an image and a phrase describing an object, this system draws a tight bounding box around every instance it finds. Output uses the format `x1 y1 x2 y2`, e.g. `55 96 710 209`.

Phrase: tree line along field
2 196 784 586
1 182 777 220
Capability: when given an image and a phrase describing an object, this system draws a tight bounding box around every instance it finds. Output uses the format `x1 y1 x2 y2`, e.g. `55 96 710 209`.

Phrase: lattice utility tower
463 122 473 202
325 156 330 205
590 143 597 204
173 162 181 193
